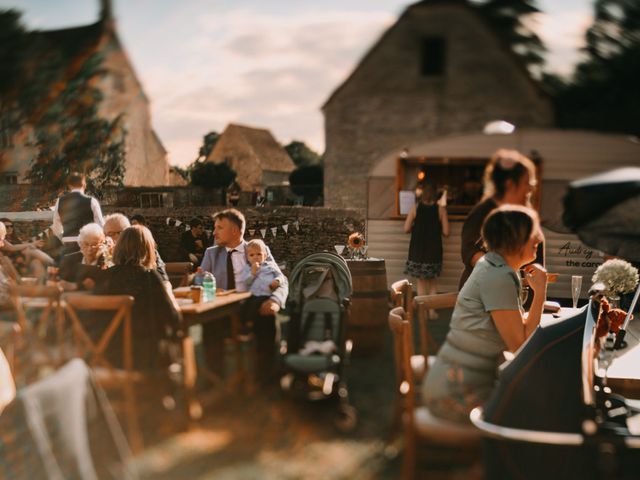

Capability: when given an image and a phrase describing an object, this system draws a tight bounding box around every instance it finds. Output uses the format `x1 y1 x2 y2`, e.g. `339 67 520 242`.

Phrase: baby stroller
279 251 357 431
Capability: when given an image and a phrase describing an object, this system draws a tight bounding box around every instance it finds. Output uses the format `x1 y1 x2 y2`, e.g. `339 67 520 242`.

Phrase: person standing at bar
51 172 104 258
458 149 536 290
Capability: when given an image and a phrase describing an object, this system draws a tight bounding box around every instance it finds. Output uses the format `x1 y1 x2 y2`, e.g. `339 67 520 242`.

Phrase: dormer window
420 37 446 76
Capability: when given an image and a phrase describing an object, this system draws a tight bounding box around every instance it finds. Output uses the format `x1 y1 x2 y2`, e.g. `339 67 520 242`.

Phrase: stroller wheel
334 404 357 432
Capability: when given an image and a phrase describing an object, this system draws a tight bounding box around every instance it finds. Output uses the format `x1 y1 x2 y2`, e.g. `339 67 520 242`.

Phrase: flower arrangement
98 237 115 269
347 232 367 260
348 232 365 250
592 259 639 296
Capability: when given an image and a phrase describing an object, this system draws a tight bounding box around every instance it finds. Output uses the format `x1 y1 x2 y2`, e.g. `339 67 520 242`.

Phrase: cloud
128 8 395 166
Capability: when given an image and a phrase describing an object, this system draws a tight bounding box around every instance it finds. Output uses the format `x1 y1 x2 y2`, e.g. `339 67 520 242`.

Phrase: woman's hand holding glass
523 263 548 297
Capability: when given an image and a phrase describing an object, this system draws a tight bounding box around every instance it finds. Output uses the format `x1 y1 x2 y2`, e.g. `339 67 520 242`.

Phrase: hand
269 279 280 291
31 239 45 248
259 299 280 316
194 240 203 249
82 277 96 291
251 262 260 275
523 263 547 296
188 253 198 264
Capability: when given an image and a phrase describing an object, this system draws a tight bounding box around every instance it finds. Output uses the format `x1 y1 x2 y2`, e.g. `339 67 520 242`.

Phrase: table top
177 291 251 315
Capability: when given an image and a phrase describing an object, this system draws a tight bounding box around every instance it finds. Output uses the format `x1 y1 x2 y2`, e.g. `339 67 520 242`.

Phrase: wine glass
334 245 345 256
571 275 582 309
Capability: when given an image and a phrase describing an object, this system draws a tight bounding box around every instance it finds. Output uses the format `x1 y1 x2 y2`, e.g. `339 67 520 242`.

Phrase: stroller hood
289 252 352 303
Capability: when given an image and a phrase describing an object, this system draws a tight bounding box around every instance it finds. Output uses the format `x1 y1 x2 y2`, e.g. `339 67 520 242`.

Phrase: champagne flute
571 275 582 309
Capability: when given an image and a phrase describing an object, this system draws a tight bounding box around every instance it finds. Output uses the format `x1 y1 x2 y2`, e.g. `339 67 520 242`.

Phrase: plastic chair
388 307 481 480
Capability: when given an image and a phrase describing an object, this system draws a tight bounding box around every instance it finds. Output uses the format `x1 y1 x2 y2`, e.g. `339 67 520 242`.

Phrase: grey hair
103 213 131 230
78 223 105 243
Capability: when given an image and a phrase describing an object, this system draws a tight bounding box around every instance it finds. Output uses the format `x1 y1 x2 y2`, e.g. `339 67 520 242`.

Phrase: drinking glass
571 275 582 309
334 245 345 256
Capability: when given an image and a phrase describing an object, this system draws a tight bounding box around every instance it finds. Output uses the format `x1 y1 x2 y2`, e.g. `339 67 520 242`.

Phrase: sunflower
348 232 365 249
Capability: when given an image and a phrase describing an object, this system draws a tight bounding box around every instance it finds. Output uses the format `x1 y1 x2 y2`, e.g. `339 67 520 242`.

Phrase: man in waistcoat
51 172 104 258
201 208 288 383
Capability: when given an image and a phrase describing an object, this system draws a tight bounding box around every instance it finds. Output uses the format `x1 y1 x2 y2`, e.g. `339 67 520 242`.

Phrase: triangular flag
248 229 255 236
282 224 289 234
175 220 182 227
271 227 277 237
260 228 267 239
294 220 300 231
204 229 211 236
185 225 189 231
166 217 171 225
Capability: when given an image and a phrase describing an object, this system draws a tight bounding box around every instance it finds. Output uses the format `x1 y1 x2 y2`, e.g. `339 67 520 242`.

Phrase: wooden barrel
346 258 388 356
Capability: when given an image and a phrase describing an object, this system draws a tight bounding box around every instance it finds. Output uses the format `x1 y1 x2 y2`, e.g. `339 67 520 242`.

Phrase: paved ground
129 310 474 480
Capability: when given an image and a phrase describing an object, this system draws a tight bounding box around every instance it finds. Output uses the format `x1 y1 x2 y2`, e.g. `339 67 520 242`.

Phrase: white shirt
226 243 248 292
51 188 104 242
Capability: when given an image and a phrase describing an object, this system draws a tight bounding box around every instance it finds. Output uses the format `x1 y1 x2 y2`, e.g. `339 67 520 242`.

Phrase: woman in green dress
423 205 548 423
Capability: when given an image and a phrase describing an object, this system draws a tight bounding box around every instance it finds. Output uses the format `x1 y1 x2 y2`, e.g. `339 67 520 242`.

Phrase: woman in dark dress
95 225 182 370
404 182 449 318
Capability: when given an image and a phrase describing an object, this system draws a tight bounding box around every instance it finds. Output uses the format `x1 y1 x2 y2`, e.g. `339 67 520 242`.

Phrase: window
420 37 446 76
2 172 18 185
139 192 164 208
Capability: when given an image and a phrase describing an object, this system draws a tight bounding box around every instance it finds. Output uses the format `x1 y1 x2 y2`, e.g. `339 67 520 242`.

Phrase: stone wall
4 207 365 273
322 2 554 211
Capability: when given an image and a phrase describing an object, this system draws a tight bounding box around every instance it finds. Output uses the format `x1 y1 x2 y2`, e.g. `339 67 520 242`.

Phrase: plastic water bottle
203 272 216 302
193 267 204 287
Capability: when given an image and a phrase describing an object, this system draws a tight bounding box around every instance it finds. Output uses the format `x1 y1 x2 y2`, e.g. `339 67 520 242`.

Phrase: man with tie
201 208 288 382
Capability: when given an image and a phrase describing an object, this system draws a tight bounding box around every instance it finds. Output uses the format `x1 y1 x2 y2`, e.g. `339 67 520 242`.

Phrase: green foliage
284 140 322 167
26 52 126 196
0 10 126 197
190 160 237 189
555 0 640 135
197 131 220 161
289 164 323 205
474 0 546 73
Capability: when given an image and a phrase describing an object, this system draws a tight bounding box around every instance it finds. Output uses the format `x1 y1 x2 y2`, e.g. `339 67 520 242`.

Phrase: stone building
322 0 554 211
206 123 295 193
1 0 170 186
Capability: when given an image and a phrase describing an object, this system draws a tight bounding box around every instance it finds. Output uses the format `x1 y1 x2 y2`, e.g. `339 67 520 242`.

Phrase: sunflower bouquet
347 232 367 260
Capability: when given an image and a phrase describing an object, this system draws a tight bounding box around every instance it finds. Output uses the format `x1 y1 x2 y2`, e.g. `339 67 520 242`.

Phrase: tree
555 0 640 135
289 164 323 205
190 160 236 189
196 131 220 162
284 140 321 167
26 52 126 196
474 0 547 75
0 10 126 196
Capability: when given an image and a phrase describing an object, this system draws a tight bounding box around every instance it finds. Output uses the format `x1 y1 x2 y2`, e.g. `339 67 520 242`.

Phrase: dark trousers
202 295 276 382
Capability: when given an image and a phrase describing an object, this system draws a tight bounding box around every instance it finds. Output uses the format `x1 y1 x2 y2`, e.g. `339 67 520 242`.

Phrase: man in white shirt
51 172 104 257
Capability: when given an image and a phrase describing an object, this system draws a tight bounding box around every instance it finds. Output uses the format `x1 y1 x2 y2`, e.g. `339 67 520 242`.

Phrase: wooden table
176 290 251 420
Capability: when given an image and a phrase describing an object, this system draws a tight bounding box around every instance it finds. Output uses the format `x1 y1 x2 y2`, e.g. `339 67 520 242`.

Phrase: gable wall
323 3 553 211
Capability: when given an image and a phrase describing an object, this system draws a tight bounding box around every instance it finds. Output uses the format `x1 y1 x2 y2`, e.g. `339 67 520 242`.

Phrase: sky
2 0 593 168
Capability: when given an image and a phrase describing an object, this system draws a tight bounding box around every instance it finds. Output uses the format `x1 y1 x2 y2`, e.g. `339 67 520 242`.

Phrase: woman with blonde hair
459 149 537 289
95 225 181 369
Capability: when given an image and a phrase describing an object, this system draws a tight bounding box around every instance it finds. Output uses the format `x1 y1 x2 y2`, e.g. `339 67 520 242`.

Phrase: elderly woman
423 205 547 423
58 223 107 290
459 149 537 289
94 225 181 369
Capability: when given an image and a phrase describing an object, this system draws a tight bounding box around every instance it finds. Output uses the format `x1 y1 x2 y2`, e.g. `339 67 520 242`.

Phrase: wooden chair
388 306 481 480
413 291 458 376
62 294 143 453
165 261 193 288
9 284 66 372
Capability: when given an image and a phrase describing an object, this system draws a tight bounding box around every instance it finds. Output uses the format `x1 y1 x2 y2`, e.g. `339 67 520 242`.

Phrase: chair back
9 284 64 334
63 294 135 374
389 307 417 416
390 279 412 309
165 262 193 288
413 292 457 362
